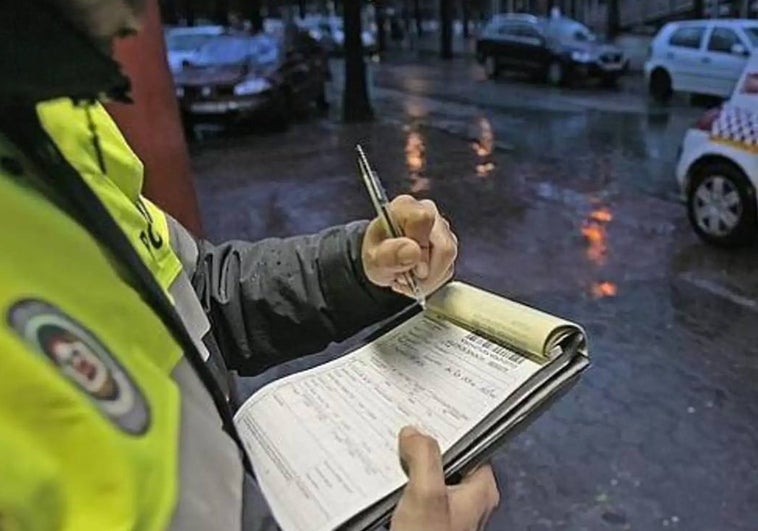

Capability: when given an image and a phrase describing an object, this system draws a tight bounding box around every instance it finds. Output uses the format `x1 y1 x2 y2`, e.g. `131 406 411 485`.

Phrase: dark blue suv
476 14 629 87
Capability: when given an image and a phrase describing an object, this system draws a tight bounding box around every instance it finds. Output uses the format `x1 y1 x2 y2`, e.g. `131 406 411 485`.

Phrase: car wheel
650 68 673 103
484 56 499 79
546 61 564 86
687 162 757 247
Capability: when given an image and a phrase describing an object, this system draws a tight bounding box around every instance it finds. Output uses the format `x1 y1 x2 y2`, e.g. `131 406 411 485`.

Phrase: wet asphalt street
190 55 758 531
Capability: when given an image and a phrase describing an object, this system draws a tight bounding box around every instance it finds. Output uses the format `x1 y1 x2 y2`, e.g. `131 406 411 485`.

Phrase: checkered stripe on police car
711 104 758 149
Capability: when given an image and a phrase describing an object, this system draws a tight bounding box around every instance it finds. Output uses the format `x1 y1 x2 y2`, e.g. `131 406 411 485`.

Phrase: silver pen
356 144 427 310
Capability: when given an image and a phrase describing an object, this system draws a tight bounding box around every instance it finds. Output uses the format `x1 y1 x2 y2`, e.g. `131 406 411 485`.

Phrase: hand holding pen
357 145 459 306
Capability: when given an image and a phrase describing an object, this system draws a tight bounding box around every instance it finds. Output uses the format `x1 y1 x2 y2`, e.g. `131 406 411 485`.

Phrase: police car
676 53 758 247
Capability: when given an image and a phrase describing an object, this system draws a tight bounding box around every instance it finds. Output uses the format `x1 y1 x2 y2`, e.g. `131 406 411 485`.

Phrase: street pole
184 0 195 25
213 0 228 25
440 0 453 59
414 0 423 35
693 0 705 17
606 0 619 39
462 0 470 38
376 0 387 53
739 0 750 18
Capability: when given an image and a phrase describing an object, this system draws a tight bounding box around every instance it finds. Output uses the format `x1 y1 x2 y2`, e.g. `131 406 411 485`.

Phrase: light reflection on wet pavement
191 58 758 530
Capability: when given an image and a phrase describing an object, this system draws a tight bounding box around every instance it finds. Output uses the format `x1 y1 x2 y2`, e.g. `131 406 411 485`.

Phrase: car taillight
695 106 722 132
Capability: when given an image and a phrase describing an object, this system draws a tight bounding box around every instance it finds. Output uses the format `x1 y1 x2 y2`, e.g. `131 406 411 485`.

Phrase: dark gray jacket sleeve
182 220 409 376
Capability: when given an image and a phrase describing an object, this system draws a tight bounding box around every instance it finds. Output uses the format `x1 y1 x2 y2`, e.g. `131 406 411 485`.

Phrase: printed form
234 313 541 531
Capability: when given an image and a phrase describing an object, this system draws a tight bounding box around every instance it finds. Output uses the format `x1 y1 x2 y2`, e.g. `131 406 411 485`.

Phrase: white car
645 19 758 101
164 25 224 73
675 53 758 246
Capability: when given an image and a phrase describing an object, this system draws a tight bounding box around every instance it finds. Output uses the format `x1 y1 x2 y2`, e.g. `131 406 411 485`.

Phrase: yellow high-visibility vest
0 99 186 531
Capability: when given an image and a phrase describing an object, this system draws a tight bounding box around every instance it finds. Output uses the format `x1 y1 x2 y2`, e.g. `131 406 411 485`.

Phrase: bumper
180 94 282 124
570 60 626 79
643 61 654 83
675 129 710 196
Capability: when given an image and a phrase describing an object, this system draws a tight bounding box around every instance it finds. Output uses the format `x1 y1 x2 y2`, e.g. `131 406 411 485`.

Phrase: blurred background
126 0 758 529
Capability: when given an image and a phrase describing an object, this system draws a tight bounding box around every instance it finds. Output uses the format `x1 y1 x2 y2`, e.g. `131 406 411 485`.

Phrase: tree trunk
247 0 263 32
606 0 619 39
376 0 387 53
414 0 423 35
440 0 453 59
462 0 470 38
739 0 750 18
184 0 196 25
342 0 373 122
160 0 179 25
568 0 577 18
298 0 307 19
213 0 229 25
693 0 705 18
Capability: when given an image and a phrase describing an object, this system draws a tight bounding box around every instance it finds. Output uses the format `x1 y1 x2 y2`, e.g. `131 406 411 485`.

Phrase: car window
193 36 279 67
497 23 518 37
166 34 215 52
668 26 705 49
562 22 597 42
743 26 758 47
515 25 543 40
708 27 743 53
483 20 503 38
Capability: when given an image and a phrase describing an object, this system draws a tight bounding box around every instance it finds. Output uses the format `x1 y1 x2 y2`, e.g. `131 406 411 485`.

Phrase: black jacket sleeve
188 221 410 376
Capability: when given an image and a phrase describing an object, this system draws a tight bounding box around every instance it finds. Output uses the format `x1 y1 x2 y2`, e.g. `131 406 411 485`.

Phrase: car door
704 26 751 97
493 22 521 68
513 24 549 73
665 24 708 93
477 19 506 64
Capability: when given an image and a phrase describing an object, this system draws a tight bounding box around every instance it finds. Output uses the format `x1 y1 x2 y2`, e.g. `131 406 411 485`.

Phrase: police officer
0 1 500 530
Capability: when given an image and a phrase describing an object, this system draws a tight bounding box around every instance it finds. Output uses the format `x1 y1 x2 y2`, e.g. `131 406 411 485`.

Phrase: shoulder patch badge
8 299 150 435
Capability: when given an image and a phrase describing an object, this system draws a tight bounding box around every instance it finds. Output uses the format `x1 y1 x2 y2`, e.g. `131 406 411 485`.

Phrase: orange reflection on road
590 208 613 223
405 128 430 193
591 282 618 299
472 117 496 178
581 207 612 266
476 162 496 177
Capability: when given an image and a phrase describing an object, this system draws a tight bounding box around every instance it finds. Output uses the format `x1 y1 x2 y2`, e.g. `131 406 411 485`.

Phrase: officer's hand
362 195 458 296
390 426 500 531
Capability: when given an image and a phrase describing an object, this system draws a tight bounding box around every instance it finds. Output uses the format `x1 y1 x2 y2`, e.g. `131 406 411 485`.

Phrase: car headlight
571 51 593 63
233 78 272 96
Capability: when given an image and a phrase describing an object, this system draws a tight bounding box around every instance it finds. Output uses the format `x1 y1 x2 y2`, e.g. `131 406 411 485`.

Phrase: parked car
675 53 758 247
164 25 224 73
475 13 628 87
645 19 758 102
173 31 329 131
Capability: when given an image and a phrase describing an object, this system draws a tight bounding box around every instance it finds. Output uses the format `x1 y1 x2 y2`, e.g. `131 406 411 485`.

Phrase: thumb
398 426 447 504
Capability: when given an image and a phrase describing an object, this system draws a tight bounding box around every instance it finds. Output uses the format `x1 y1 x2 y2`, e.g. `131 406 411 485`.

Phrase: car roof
667 18 758 27
165 25 224 36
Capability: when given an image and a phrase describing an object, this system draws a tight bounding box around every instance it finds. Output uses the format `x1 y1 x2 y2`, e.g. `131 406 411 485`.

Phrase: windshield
744 26 758 47
167 33 215 52
558 21 597 42
194 35 280 67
